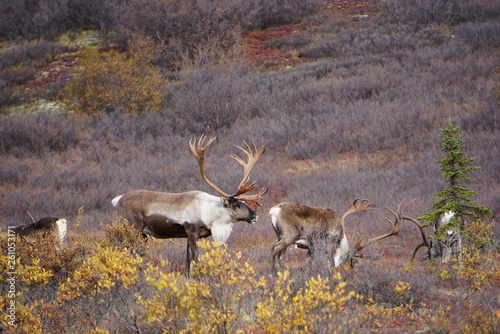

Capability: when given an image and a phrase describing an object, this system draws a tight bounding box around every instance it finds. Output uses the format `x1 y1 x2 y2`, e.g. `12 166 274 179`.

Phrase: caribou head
188 135 268 225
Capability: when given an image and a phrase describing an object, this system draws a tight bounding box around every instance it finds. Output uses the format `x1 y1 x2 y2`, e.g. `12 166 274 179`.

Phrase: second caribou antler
394 199 431 259
354 207 402 254
353 199 433 260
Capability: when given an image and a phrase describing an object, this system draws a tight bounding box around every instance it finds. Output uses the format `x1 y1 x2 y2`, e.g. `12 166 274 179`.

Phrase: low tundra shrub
142 240 360 333
142 239 262 333
455 21 500 51
58 46 165 113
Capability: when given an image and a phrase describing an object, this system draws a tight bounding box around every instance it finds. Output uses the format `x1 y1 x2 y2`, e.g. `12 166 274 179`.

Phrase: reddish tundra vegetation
243 0 380 69
1 0 499 333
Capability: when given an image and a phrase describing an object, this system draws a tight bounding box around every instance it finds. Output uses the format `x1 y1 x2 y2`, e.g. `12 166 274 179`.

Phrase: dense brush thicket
0 0 499 332
1 222 499 333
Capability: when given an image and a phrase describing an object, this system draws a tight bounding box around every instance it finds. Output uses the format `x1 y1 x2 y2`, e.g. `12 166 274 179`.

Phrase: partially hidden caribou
269 199 405 273
281 199 464 266
270 199 374 272
406 210 461 262
112 135 267 274
14 216 68 250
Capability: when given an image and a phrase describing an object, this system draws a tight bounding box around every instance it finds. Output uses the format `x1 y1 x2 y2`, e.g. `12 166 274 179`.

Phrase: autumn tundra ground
1 0 499 332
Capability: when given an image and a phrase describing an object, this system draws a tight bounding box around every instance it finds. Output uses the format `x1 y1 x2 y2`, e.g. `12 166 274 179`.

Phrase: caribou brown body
112 136 267 274
269 199 376 272
14 217 67 250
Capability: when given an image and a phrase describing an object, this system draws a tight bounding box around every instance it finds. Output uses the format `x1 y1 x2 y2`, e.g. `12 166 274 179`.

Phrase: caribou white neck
211 223 234 243
333 233 349 267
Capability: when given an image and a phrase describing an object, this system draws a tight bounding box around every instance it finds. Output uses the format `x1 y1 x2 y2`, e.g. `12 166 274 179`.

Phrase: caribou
346 200 462 263
14 216 68 250
270 199 375 272
270 199 404 272
112 135 267 274
405 209 461 262
431 211 461 261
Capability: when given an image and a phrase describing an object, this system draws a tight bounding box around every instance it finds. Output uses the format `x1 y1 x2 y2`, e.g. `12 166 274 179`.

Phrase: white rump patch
442 211 455 223
111 195 123 207
269 206 281 230
55 218 67 250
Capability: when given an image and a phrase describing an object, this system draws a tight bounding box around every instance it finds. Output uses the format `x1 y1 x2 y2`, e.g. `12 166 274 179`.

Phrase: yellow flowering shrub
256 271 358 333
58 245 142 300
90 328 110 334
17 259 53 285
139 259 187 329
142 240 263 333
102 218 148 255
0 250 51 333
363 281 451 331
58 42 165 114
448 221 500 289
0 293 44 334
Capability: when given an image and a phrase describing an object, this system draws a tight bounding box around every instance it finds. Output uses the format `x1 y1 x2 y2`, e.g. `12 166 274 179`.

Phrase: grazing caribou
431 211 461 261
349 200 462 263
14 217 68 250
406 210 461 262
270 199 404 272
112 136 267 274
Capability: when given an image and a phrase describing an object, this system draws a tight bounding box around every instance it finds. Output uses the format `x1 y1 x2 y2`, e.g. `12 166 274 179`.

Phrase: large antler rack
189 135 267 207
353 199 431 260
227 139 266 197
393 199 430 259
341 199 375 224
354 207 401 254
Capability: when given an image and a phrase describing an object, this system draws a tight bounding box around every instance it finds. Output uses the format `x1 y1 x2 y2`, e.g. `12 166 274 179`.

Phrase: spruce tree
421 119 491 234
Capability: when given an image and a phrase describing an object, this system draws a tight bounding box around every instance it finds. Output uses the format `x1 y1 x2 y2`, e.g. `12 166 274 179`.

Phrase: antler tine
400 215 430 259
385 206 402 222
237 186 269 210
355 207 401 253
227 138 266 198
189 135 231 198
397 198 416 216
394 198 430 259
354 198 373 209
342 198 375 222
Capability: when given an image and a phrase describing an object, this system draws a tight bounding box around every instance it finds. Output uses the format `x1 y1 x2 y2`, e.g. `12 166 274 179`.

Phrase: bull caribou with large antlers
112 135 267 274
270 199 376 272
393 200 461 262
270 199 405 273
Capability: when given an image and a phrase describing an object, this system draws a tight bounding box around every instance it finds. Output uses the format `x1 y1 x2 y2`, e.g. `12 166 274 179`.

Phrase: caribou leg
184 223 200 276
271 240 288 273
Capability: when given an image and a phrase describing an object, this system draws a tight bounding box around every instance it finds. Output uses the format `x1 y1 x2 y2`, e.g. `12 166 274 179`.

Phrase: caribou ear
221 197 231 207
